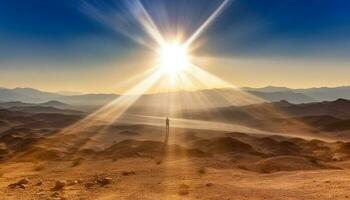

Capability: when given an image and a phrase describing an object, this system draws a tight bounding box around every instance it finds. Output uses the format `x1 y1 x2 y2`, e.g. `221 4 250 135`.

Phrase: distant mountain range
0 100 82 115
182 98 350 134
0 87 118 106
1 88 350 140
0 100 67 109
0 86 349 106
243 86 350 101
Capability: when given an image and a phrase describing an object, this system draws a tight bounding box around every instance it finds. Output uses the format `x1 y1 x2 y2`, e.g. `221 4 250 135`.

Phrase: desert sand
1 156 350 199
1 121 350 200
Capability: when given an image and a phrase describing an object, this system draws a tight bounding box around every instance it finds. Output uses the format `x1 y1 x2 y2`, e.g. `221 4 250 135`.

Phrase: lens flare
158 42 190 74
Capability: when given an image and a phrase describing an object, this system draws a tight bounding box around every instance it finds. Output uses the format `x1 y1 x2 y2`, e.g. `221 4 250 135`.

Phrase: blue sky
1 0 350 60
206 0 350 58
0 0 349 92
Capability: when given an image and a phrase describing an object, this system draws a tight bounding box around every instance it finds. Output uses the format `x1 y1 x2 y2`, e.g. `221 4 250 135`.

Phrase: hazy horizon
2 83 350 95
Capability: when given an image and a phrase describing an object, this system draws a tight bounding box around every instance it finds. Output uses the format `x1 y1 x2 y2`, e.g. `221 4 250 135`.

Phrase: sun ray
184 0 233 47
132 0 166 47
81 0 166 50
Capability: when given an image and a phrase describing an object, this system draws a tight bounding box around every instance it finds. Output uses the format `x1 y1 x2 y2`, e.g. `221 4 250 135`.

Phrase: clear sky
0 0 349 93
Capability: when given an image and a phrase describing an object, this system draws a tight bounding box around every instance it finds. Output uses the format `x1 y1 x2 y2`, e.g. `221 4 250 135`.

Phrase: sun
158 42 190 75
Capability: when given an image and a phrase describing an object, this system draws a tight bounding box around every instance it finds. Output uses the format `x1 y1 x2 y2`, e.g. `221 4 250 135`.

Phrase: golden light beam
24 67 166 155
184 0 232 47
188 63 263 105
132 0 166 47
44 67 162 140
70 68 165 151
96 67 164 124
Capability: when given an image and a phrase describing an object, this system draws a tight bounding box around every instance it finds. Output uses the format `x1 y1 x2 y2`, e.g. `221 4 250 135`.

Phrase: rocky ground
1 130 350 200
2 107 350 199
1 157 350 200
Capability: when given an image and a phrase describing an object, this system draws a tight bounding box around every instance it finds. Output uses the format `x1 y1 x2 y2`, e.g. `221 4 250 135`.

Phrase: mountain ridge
0 86 349 106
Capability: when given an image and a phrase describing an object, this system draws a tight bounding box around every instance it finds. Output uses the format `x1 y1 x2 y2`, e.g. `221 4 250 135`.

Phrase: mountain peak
274 100 292 107
333 98 350 104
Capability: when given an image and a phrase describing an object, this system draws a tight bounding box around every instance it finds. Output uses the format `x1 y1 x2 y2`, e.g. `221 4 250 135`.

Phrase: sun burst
158 41 190 75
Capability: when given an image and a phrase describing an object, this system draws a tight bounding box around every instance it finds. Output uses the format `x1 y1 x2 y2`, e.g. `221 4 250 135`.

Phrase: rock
84 182 94 189
122 171 136 176
52 180 66 191
8 178 30 189
206 183 214 187
52 193 59 197
17 178 30 185
36 181 43 186
66 180 78 186
97 177 112 186
51 191 60 197
36 191 45 196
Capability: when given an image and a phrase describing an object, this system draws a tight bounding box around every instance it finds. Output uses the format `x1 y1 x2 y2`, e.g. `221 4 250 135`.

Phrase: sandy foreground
1 158 350 200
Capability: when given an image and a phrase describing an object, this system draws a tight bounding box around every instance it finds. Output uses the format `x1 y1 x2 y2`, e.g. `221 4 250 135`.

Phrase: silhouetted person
164 117 170 145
